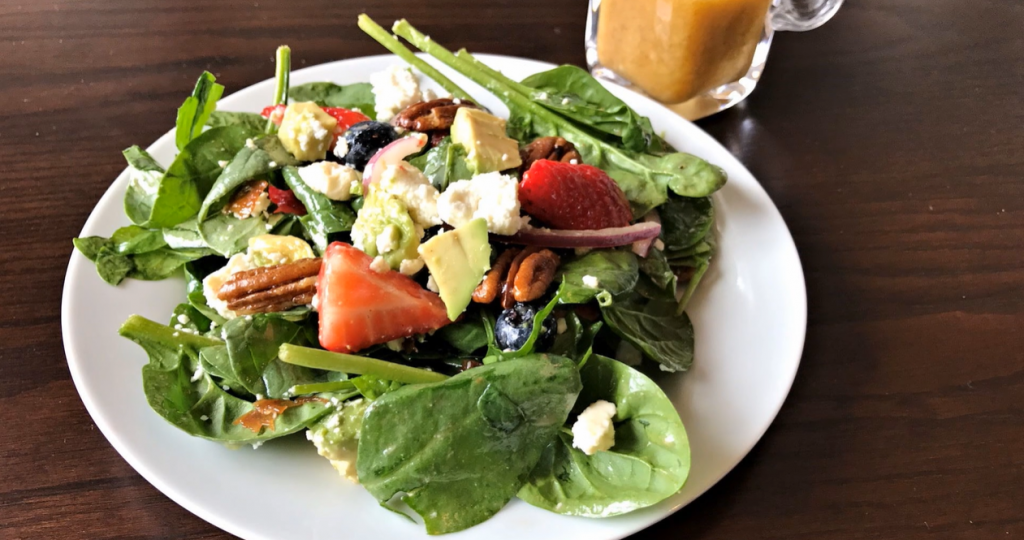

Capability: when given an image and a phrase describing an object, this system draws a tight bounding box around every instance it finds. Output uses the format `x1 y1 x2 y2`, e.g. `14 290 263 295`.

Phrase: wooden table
2 0 1022 538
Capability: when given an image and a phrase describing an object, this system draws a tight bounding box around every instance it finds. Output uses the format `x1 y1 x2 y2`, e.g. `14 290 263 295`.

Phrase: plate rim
61 52 807 540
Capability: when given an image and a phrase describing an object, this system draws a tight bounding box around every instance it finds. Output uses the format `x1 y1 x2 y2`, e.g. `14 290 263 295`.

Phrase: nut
225 179 269 219
519 137 581 173
473 248 520 304
512 249 560 303
216 258 322 315
391 98 478 132
501 247 540 309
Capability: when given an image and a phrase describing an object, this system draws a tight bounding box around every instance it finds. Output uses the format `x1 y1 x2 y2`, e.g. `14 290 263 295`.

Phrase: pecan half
216 258 322 315
225 179 269 219
391 98 478 132
473 248 520 304
501 247 540 309
512 249 561 303
519 137 581 173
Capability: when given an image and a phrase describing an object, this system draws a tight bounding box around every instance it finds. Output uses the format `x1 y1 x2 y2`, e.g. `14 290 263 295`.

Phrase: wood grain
1 0 1022 538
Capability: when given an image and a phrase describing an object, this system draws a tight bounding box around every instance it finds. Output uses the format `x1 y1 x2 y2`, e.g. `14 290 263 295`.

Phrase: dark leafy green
183 257 228 324
119 315 331 442
637 247 677 297
351 375 404 400
357 354 582 534
601 294 694 372
437 312 490 354
220 314 328 398
122 146 167 226
557 250 639 304
198 214 269 257
407 137 473 192
74 226 210 285
519 355 690 516
659 196 714 251
281 166 356 253
207 110 268 131
198 135 299 222
175 71 224 150
289 82 376 118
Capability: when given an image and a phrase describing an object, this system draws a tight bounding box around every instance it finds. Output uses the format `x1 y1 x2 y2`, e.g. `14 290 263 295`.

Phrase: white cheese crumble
376 224 401 254
298 161 362 201
332 137 350 161
378 163 441 228
556 317 568 335
654 238 665 251
370 256 390 274
176 314 191 325
369 65 425 121
217 160 229 168
426 274 439 293
571 400 617 455
399 256 424 276
436 172 523 235
190 363 205 383
582 275 600 289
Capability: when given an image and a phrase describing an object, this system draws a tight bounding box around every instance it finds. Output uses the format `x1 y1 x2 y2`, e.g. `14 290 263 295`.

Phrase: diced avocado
419 218 492 321
350 189 420 269
247 234 315 266
450 108 523 174
308 399 368 483
278 102 338 161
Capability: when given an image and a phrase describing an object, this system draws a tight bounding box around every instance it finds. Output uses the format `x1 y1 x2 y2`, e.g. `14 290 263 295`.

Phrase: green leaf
437 313 490 354
207 110 267 131
637 247 677 292
519 355 690 516
356 354 582 535
600 294 694 372
175 71 224 150
122 146 166 225
557 250 639 304
658 195 714 251
351 375 404 401
198 135 299 222
281 166 356 253
221 314 308 397
183 257 228 324
520 65 661 153
109 225 167 255
73 228 209 286
289 82 376 118
198 214 269 257
407 137 473 192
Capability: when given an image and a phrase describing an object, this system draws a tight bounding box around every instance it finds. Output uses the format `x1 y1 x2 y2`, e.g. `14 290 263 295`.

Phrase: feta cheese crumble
370 65 425 121
556 317 568 335
437 172 523 235
582 275 600 289
571 400 617 455
376 224 401 254
399 256 424 276
370 255 390 273
378 163 441 228
298 161 362 201
426 274 439 293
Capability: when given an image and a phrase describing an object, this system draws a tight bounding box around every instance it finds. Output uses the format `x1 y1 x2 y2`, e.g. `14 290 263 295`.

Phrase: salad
73 15 724 535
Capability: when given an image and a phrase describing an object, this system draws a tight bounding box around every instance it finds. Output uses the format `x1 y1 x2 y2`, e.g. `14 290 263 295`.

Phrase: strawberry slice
316 243 450 353
267 185 307 215
519 159 633 230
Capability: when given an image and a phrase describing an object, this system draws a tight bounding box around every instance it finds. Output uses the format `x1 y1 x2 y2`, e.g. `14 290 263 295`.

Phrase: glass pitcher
586 0 843 120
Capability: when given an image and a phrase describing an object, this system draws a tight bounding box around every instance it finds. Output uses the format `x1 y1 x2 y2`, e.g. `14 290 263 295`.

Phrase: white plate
62 54 806 540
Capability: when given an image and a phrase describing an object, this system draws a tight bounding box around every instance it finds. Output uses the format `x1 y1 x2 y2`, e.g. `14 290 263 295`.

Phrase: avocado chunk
418 218 492 321
450 108 522 174
278 102 338 161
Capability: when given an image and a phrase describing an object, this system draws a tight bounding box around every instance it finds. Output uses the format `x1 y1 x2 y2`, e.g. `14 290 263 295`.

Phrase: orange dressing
233 396 326 433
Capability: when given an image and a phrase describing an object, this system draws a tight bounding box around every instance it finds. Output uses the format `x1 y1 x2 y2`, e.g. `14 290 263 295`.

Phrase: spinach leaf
520 65 661 153
220 314 320 398
175 71 224 150
198 214 268 257
122 146 166 226
198 135 299 222
407 137 473 192
438 312 490 354
557 250 639 304
659 196 714 251
357 354 582 535
281 166 356 253
119 315 331 443
600 294 694 372
125 125 258 229
207 110 267 131
384 22 727 215
183 257 228 324
162 218 209 249
351 375 403 400
198 345 249 395
289 82 376 118
519 354 690 516
637 247 677 292
73 227 210 286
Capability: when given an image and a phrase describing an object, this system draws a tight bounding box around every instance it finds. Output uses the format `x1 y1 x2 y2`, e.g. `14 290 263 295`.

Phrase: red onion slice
631 210 662 257
494 222 662 248
363 134 427 188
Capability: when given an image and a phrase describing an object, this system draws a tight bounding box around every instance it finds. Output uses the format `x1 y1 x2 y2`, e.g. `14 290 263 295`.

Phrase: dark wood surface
2 0 1022 538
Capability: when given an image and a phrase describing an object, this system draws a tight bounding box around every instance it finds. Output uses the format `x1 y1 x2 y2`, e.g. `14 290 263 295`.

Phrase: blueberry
340 121 398 170
494 303 555 352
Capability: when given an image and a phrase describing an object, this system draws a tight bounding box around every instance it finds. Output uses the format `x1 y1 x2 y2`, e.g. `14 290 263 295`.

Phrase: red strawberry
519 160 633 230
316 243 450 353
267 185 307 215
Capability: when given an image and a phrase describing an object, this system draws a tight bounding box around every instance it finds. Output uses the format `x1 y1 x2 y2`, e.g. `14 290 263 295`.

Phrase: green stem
279 344 448 384
454 49 537 98
118 314 222 349
676 260 709 315
358 15 473 101
266 45 291 133
290 380 356 395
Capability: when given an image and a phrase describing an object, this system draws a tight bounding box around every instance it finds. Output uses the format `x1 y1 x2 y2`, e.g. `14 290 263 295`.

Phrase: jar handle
770 0 844 32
